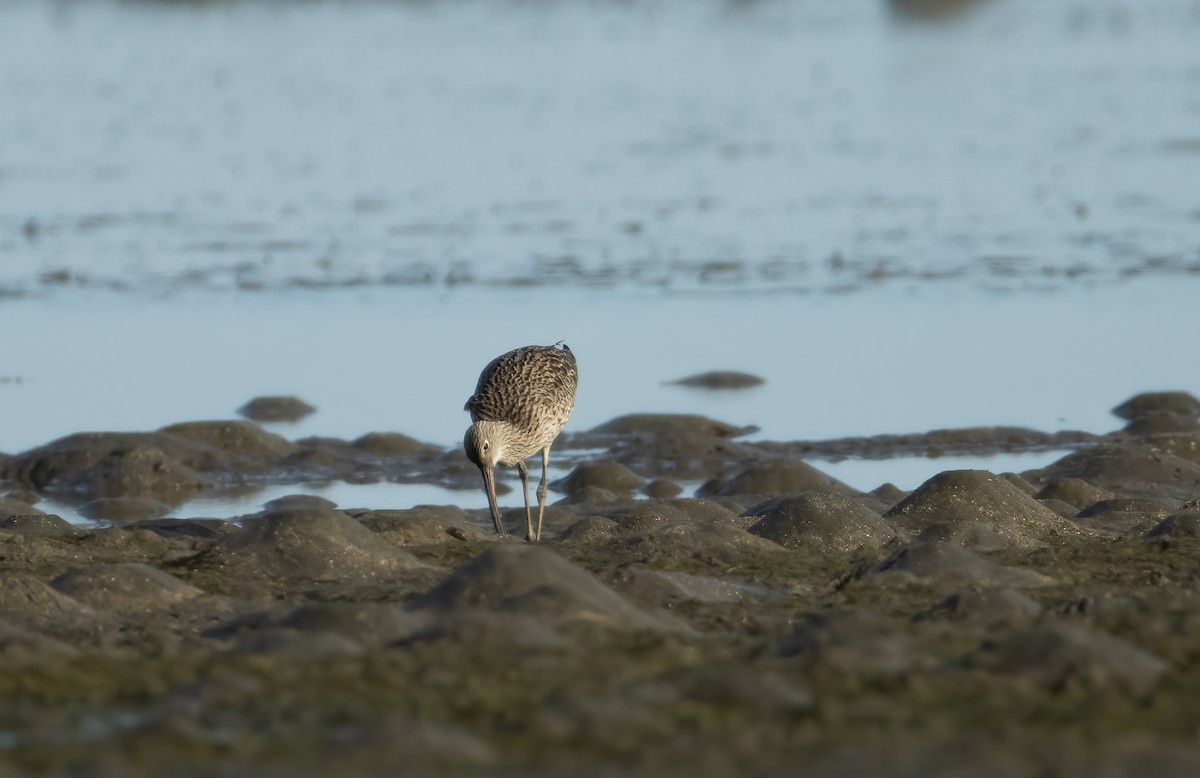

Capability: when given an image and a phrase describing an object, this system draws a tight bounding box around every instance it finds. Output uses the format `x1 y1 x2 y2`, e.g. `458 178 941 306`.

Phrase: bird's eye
482 440 490 451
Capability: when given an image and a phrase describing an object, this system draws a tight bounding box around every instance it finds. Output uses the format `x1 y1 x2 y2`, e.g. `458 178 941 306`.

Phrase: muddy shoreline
1 391 1199 776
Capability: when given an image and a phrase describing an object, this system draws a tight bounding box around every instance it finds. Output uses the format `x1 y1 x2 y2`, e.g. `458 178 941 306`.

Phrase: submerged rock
668 370 764 389
237 395 317 423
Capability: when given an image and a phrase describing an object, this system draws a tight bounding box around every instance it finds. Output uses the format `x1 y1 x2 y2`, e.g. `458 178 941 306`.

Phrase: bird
463 343 578 542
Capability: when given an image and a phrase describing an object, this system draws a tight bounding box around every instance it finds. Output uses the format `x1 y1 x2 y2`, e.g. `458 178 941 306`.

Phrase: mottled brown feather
465 344 578 456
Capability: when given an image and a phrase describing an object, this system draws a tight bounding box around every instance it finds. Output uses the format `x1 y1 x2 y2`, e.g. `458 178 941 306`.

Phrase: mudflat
1 392 1199 776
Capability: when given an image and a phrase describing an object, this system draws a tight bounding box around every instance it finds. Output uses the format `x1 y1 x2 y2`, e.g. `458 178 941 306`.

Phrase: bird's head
463 421 505 470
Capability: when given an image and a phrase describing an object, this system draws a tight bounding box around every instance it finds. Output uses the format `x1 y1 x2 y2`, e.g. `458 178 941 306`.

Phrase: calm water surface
2 0 1199 517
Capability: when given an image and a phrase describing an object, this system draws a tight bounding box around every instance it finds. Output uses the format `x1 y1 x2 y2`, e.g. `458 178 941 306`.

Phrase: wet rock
402 610 566 649
869 483 909 510
558 516 620 544
1027 443 1200 500
0 574 102 631
204 508 429 591
553 485 626 511
358 506 486 545
666 498 742 524
1073 498 1178 536
4 489 40 505
553 461 644 496
125 518 237 540
0 513 79 536
640 478 683 498
0 620 80 660
747 492 895 553
51 563 206 617
1148 431 1200 465
885 470 1081 548
1035 477 1110 509
208 602 424 648
862 542 1053 588
778 609 936 680
237 395 316 423
65 446 208 503
669 668 812 715
603 502 693 534
1147 511 1200 538
1123 412 1200 436
78 496 173 522
1038 498 1080 519
712 460 857 499
1000 472 1038 495
263 494 337 512
160 420 297 460
575 414 761 480
602 520 782 568
967 622 1170 694
351 432 440 456
1112 391 1200 421
668 370 764 389
407 544 674 631
0 495 40 518
6 432 232 492
622 568 785 605
232 628 365 659
914 588 1043 628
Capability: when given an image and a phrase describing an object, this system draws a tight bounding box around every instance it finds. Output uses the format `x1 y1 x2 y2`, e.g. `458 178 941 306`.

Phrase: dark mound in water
747 493 895 553
237 395 317 423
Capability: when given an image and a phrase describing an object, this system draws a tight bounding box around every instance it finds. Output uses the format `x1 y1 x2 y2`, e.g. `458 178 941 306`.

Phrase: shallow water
2 0 1199 521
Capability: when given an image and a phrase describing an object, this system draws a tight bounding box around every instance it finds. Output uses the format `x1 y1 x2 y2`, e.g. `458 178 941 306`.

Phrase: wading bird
463 343 578 541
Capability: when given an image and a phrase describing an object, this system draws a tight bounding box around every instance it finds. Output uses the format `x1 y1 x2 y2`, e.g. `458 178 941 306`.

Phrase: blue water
1 0 1199 519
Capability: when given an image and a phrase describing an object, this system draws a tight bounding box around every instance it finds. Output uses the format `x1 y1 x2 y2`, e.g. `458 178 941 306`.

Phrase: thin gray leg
517 460 534 542
535 446 550 542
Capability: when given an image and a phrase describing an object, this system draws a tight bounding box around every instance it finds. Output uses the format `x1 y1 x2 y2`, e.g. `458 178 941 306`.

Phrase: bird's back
465 345 578 443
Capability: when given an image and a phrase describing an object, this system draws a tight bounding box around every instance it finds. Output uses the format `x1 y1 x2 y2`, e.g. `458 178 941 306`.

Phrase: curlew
463 343 578 542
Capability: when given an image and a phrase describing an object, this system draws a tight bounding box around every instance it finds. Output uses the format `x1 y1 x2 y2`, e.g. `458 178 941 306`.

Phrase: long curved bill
482 465 503 534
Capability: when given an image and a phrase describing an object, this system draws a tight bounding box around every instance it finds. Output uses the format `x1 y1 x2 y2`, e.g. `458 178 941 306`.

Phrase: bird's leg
535 446 550 542
517 460 534 542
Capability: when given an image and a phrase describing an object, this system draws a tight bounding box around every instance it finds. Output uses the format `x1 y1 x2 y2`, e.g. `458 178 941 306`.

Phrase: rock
967 622 1170 694
0 496 41 518
1123 412 1200 436
205 508 429 589
51 563 206 617
401 610 565 649
125 518 238 540
0 620 80 660
0 574 102 631
552 461 644 496
747 493 895 553
558 516 620 544
640 479 683 499
1000 473 1038 495
913 588 1043 628
263 494 337 512
668 370 764 389
623 569 786 604
576 414 761 480
1147 511 1200 538
352 432 440 456
669 669 812 715
358 506 486 546
78 496 173 522
209 602 422 648
407 544 674 631
604 502 693 534
861 542 1053 588
885 470 1081 548
713 460 857 499
1034 477 1110 509
160 420 298 459
231 628 365 659
1073 499 1178 536
237 395 317 423
1112 391 1200 421
65 446 208 503
778 609 935 680
0 513 79 536
1038 498 1080 519
869 483 909 510
1027 443 1200 501
553 485 625 509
